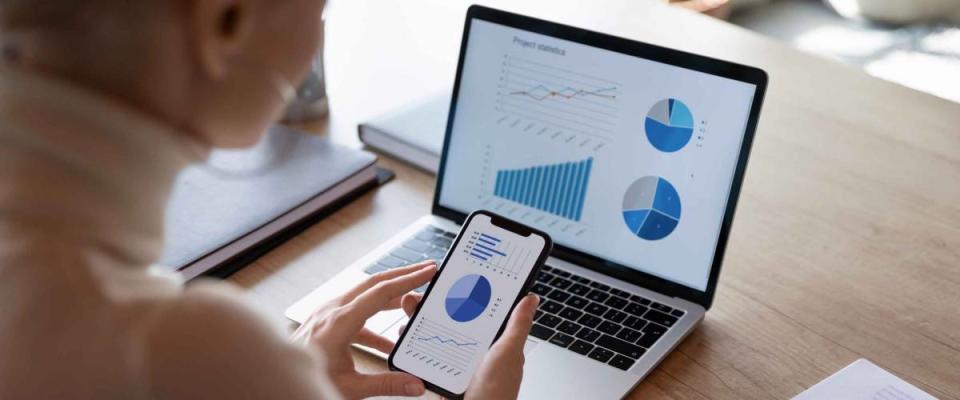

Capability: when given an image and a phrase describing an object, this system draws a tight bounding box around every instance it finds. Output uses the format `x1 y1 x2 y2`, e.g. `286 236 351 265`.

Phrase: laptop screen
437 18 758 292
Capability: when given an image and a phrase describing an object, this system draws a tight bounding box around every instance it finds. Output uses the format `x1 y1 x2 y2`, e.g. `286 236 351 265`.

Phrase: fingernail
530 293 541 305
405 381 424 395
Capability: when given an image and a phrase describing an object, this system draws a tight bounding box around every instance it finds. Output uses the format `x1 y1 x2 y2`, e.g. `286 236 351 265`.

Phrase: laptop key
603 309 627 323
530 324 554 340
604 296 628 309
415 230 436 241
569 283 591 296
624 316 647 330
559 307 583 321
586 290 609 303
650 302 673 313
534 310 544 321
426 249 447 261
403 240 432 254
430 237 453 248
536 271 555 283
549 277 572 290
539 314 562 328
363 264 388 274
540 300 563 314
553 269 572 278
589 282 611 291
615 327 643 342
547 290 571 302
596 335 646 359
441 231 456 239
575 328 601 342
644 309 678 327
391 248 425 263
609 288 630 298
549 333 575 348
597 321 621 335
569 340 595 356
564 296 589 310
577 314 601 328
588 347 615 363
531 283 551 296
557 321 581 335
378 255 407 268
637 324 667 348
608 355 636 371
625 302 649 317
584 302 609 317
670 309 686 317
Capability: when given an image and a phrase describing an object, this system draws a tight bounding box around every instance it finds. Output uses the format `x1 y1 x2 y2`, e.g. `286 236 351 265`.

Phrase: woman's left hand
291 261 437 399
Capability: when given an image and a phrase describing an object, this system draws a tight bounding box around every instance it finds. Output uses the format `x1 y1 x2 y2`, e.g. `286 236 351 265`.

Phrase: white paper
793 359 937 400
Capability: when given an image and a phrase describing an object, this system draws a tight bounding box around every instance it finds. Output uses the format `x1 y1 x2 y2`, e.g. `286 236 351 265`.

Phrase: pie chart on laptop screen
445 274 492 322
645 98 694 152
622 176 682 241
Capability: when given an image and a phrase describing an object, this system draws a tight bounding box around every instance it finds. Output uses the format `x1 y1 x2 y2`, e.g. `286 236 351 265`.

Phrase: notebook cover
160 124 378 274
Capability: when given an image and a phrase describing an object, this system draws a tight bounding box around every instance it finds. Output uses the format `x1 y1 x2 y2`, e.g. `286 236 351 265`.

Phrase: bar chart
493 158 593 221
463 231 531 277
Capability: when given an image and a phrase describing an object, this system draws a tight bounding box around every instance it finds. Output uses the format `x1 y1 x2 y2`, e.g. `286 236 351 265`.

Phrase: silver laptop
287 5 767 399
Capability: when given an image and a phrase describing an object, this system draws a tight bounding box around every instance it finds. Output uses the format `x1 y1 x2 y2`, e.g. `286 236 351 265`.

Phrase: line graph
510 85 618 101
412 335 478 347
496 55 621 145
401 316 481 376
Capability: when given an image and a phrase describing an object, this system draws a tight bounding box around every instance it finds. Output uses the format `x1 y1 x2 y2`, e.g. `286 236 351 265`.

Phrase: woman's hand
399 291 540 400
292 261 437 399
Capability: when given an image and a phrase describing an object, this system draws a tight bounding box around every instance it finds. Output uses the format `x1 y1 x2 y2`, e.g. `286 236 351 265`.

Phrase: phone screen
390 212 549 396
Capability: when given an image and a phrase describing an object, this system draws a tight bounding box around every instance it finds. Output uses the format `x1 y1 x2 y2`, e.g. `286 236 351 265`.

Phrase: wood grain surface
227 0 960 398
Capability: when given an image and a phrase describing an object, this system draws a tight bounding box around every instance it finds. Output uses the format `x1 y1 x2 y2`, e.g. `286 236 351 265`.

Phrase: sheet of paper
793 359 937 400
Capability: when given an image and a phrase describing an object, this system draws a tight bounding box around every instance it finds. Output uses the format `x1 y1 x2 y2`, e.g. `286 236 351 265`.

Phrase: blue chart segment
493 158 593 221
469 233 506 262
622 176 682 240
645 98 694 152
445 274 492 322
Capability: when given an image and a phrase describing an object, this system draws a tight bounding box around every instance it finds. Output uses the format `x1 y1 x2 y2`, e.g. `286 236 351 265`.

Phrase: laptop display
437 17 761 293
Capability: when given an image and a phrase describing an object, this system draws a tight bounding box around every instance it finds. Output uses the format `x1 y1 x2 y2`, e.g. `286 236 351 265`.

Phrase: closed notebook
358 93 449 174
160 124 379 279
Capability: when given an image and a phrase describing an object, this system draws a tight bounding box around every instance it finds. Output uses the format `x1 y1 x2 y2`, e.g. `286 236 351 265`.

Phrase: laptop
286 5 767 399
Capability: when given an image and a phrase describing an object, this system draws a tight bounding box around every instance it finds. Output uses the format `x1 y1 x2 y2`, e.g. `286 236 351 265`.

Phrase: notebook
160 124 381 279
357 93 449 174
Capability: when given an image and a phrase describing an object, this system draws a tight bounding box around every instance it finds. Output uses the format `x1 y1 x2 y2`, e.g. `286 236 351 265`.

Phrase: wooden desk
228 0 960 398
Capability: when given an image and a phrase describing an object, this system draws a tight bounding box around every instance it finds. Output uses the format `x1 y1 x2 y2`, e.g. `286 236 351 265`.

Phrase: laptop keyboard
362 225 685 371
362 225 456 292
530 265 684 371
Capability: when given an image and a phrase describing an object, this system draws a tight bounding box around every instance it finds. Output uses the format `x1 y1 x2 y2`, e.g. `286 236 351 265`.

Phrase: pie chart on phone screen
445 274 492 322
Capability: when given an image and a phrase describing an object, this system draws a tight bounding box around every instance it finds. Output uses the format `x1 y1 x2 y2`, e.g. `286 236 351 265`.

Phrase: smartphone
388 210 552 398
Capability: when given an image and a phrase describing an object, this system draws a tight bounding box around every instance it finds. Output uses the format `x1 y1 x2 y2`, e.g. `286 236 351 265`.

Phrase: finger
354 328 396 354
333 265 437 338
349 372 425 398
341 261 436 303
491 294 539 354
401 292 423 317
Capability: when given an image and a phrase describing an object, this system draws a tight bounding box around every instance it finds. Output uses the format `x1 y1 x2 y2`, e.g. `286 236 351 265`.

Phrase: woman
0 1 539 399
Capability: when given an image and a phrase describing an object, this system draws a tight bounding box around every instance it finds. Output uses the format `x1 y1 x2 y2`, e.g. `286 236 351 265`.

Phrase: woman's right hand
400 291 540 399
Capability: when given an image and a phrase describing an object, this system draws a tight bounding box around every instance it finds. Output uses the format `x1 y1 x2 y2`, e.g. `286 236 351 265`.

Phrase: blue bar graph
469 233 506 262
492 158 593 221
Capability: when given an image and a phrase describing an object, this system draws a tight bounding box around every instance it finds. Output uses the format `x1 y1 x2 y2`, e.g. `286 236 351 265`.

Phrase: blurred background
672 0 960 103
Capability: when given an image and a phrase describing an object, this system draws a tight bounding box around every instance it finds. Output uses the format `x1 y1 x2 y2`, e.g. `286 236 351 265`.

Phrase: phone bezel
387 210 553 399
